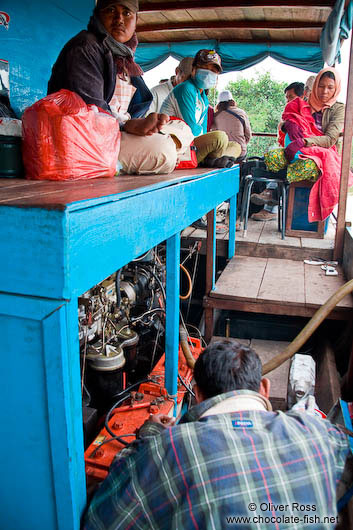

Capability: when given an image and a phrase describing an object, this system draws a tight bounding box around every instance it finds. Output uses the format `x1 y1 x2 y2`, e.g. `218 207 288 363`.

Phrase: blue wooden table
0 166 239 530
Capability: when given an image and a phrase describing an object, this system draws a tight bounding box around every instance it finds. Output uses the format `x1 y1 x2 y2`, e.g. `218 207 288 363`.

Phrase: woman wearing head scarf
277 67 344 163
281 67 344 165
265 67 352 221
305 67 345 150
161 49 241 168
47 0 177 174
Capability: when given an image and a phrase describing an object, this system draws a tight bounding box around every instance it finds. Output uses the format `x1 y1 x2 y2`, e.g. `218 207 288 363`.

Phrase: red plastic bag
175 143 198 169
22 89 120 181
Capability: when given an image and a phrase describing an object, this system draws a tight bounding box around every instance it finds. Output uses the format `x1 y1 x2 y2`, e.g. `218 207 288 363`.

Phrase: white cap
218 90 233 102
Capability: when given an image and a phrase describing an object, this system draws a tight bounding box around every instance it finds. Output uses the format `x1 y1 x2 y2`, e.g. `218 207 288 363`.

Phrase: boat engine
79 248 166 413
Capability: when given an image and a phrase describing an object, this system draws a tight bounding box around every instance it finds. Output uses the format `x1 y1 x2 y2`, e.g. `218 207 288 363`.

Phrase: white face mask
194 68 218 90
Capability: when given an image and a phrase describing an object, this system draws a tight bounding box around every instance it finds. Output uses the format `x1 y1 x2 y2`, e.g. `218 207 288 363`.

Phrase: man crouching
83 338 349 529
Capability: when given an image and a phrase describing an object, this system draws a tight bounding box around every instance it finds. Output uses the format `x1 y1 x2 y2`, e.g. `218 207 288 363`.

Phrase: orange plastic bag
22 89 120 181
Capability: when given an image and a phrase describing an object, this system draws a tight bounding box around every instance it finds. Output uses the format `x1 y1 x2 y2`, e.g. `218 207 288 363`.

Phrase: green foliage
218 72 288 158
207 87 218 108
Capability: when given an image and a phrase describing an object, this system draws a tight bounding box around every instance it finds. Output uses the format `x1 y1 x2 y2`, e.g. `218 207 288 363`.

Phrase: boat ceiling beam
138 20 324 33
139 1 333 14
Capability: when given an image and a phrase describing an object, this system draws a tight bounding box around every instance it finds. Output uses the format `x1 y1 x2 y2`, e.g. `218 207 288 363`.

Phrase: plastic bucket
0 135 24 177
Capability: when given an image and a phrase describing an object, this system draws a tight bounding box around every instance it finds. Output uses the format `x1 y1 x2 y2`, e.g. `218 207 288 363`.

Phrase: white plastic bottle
288 354 316 408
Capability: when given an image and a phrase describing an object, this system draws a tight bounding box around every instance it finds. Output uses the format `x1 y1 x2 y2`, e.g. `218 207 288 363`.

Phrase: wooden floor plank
301 237 334 250
208 256 352 317
315 341 341 414
251 339 291 410
211 336 251 347
260 219 301 247
258 258 305 305
212 255 267 301
183 215 335 261
239 217 264 242
305 264 353 308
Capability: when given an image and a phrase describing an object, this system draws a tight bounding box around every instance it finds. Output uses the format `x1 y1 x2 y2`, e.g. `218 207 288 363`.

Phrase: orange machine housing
85 337 201 484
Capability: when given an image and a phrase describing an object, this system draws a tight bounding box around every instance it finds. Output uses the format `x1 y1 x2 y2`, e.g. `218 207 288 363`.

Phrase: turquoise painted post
165 233 180 414
212 208 216 291
0 294 86 530
228 193 236 259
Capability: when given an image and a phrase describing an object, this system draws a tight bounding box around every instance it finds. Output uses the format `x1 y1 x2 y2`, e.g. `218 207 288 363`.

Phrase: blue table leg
206 209 216 292
165 233 180 415
0 294 86 530
228 194 236 259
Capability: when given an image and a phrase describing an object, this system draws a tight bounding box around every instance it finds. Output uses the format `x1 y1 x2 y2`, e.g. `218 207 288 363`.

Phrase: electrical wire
101 314 108 352
104 394 131 443
179 263 193 300
179 311 195 349
185 322 208 348
81 325 89 397
111 378 150 400
131 308 165 325
185 250 199 322
150 319 162 371
104 379 151 441
132 250 151 261
154 251 162 265
115 268 122 308
82 383 91 405
181 242 199 266
178 374 195 397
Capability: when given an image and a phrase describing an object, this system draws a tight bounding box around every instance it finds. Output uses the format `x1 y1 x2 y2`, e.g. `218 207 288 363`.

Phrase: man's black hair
284 82 304 97
193 339 262 399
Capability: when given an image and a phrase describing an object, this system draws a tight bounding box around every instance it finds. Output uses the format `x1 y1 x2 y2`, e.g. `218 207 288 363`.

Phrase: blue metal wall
0 1 94 116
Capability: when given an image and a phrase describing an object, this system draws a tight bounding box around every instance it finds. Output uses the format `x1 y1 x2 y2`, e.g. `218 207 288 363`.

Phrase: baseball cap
218 90 233 102
193 49 222 73
96 0 139 13
177 57 194 77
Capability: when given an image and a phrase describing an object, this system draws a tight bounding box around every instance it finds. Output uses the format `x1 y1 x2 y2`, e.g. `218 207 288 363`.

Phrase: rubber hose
262 278 353 375
179 325 196 369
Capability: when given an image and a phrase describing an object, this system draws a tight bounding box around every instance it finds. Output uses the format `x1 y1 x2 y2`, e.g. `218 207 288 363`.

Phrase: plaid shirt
83 390 349 530
109 75 136 124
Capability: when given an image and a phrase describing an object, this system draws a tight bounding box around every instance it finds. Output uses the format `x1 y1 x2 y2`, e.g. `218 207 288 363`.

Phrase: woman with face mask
161 49 241 168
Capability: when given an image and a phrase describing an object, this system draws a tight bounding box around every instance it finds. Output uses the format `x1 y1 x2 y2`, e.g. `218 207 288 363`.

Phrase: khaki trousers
119 131 177 175
194 130 241 163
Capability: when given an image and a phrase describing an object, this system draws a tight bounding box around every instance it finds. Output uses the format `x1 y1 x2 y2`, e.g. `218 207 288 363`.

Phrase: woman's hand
123 113 170 136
